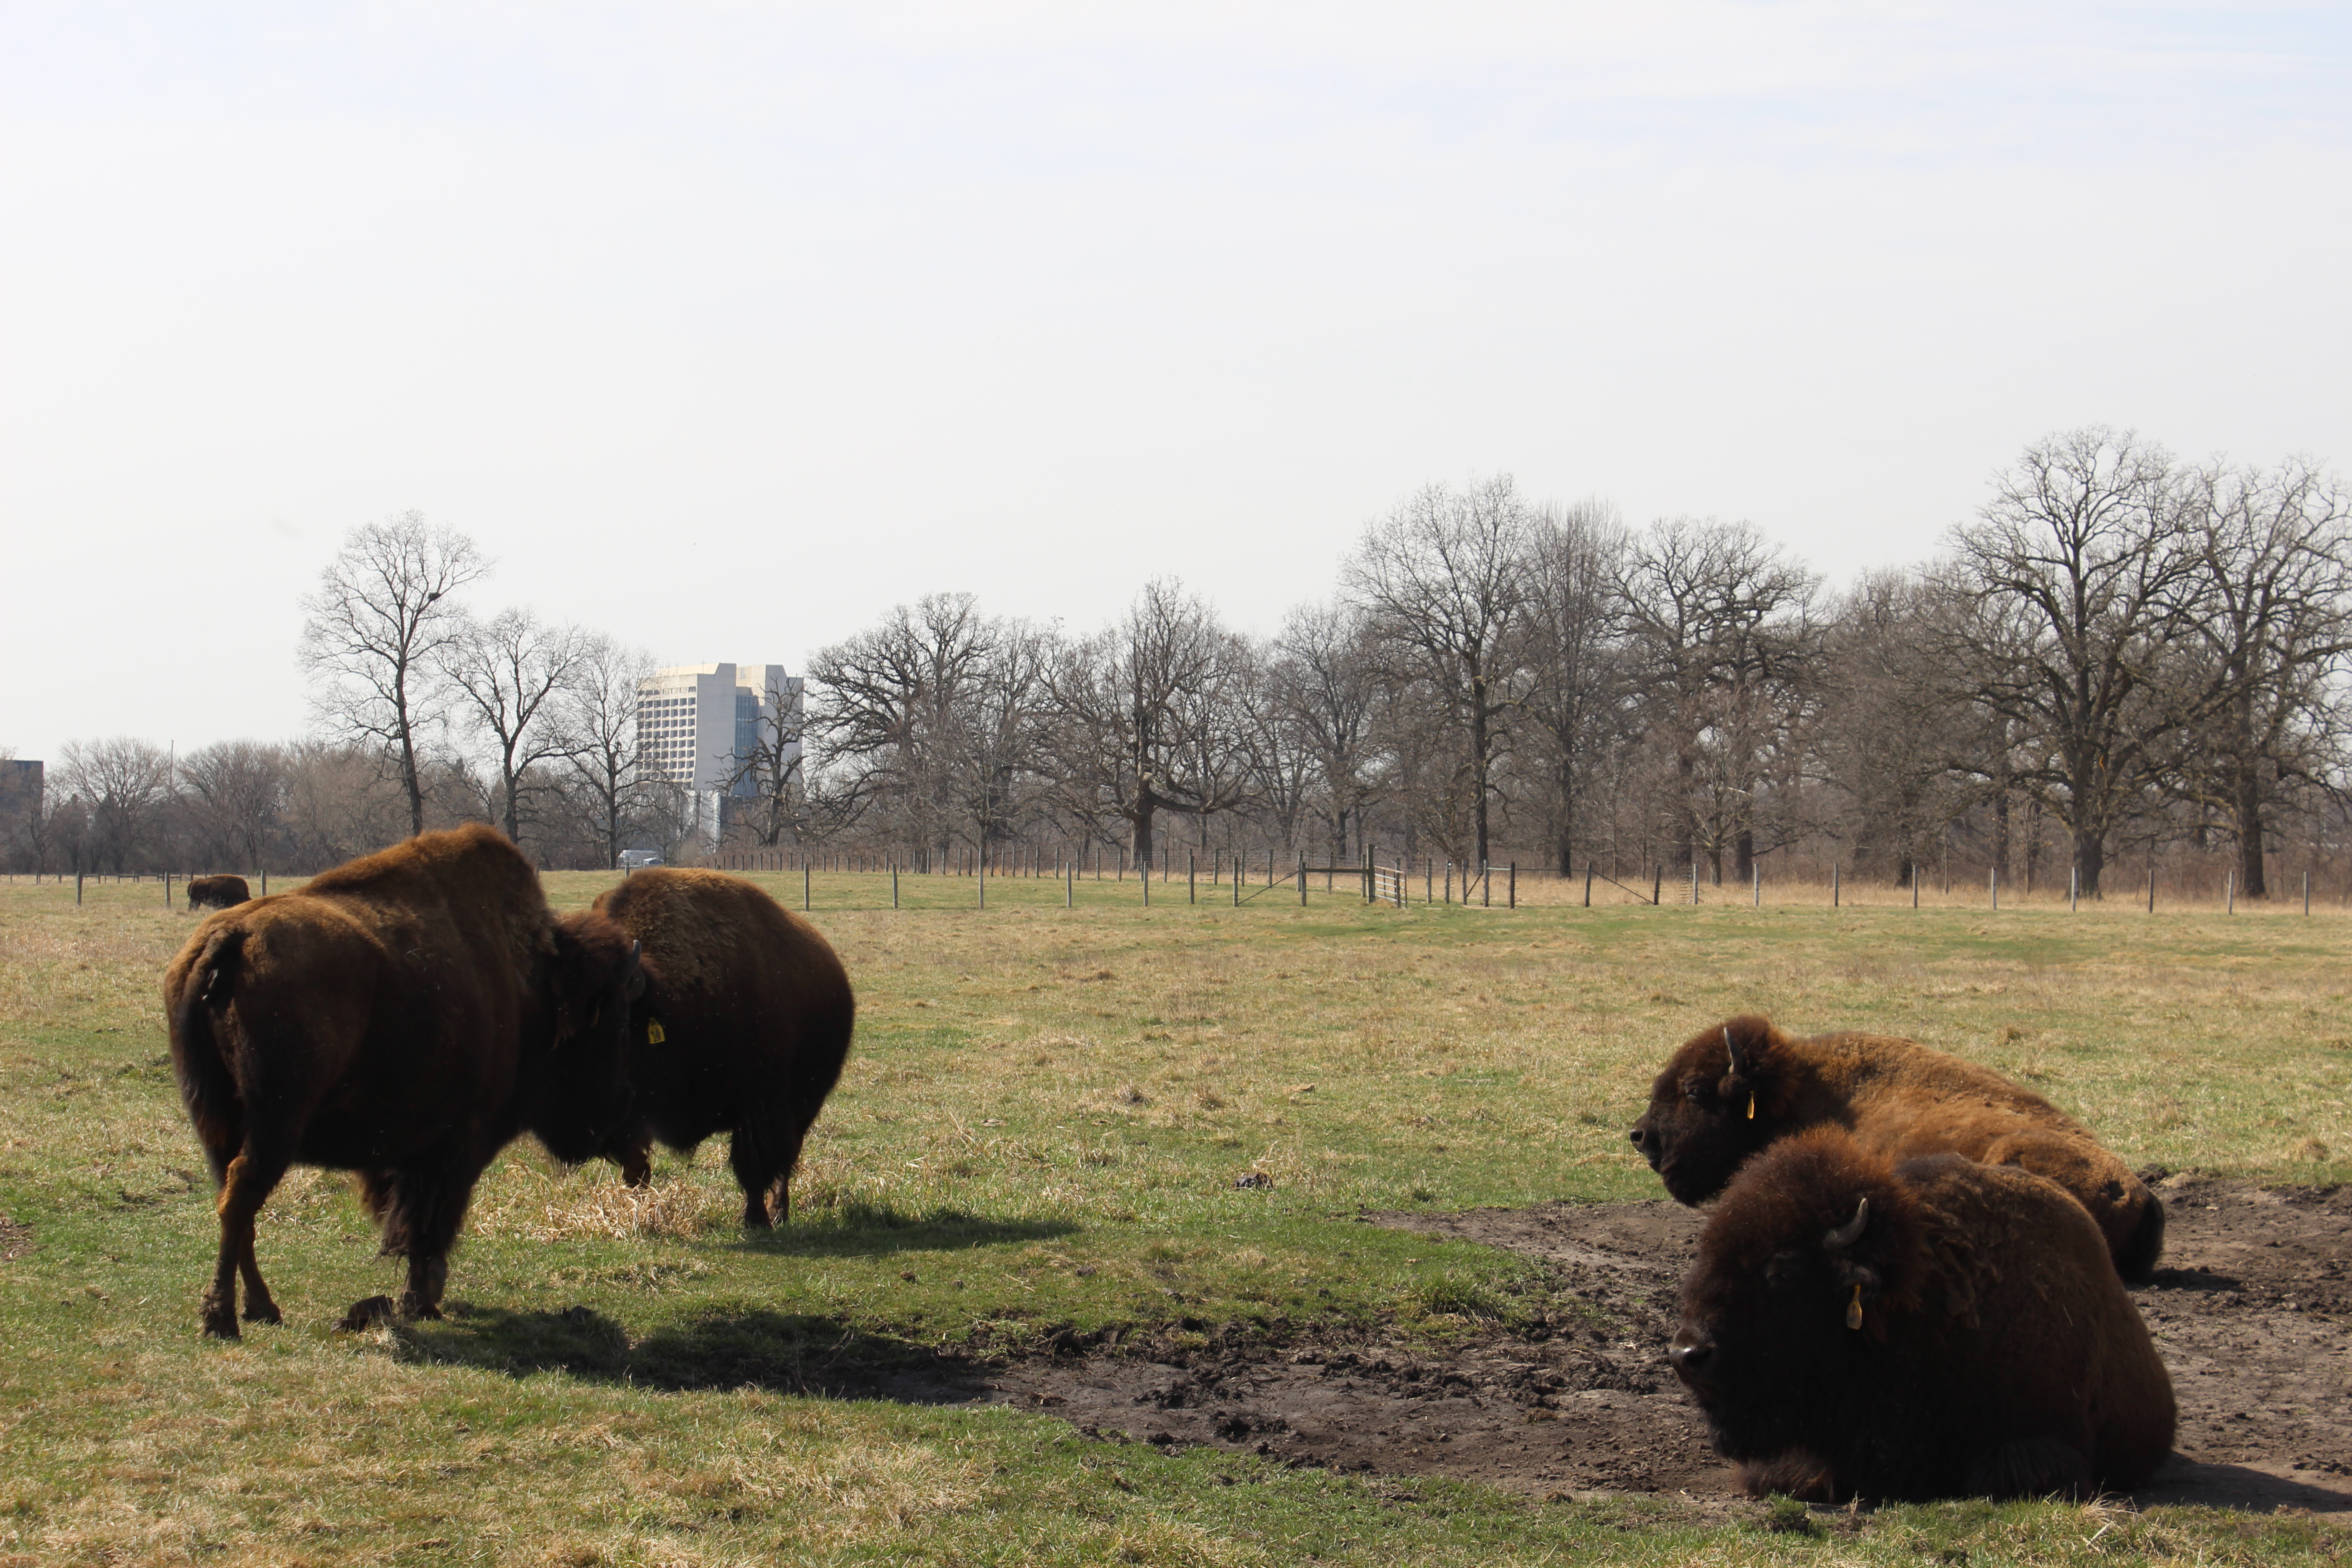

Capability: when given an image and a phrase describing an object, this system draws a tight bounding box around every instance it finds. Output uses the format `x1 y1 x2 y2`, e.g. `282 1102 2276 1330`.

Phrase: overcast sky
4 2 2347 763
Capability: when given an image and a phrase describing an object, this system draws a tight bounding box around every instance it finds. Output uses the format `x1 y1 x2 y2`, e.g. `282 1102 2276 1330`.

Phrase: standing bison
163 823 642 1338
588 867 855 1228
1671 1127 2175 1501
1630 1014 2164 1281
185 875 251 913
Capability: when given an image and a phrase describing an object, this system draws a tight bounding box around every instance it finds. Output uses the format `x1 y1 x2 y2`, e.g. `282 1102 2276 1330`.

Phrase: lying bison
1631 1014 2164 1281
185 874 250 913
163 823 642 1338
588 867 855 1227
1670 1127 2176 1501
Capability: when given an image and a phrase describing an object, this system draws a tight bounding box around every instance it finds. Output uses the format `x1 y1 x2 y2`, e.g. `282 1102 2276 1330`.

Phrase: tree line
7 429 2348 899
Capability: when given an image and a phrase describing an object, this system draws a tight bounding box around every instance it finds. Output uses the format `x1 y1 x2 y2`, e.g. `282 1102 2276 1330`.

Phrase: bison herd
162 826 853 1338
159 831 2178 1505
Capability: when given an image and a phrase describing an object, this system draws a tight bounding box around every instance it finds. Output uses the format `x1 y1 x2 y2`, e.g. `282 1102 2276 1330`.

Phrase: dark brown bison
586 867 855 1228
163 823 642 1338
1670 1127 2176 1502
1630 1014 2164 1281
185 875 250 912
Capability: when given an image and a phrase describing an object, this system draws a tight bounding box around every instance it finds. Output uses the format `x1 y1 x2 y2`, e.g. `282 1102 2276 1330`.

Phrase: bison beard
586 867 856 1228
1670 1128 2176 1502
1630 1014 2165 1282
161 823 642 1338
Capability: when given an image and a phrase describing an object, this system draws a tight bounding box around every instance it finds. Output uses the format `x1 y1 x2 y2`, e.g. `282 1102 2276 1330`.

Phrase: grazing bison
185 875 250 913
586 867 855 1227
162 823 642 1338
1670 1127 2176 1502
1630 1014 2164 1281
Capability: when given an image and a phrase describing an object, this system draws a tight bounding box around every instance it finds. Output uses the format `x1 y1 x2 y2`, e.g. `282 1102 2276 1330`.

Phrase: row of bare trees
794 430 2352 899
7 429 2346 896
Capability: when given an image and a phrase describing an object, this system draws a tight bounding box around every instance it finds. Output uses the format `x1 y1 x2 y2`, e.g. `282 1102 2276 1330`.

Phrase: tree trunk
2235 759 2269 898
1733 829 1755 884
2073 828 2105 900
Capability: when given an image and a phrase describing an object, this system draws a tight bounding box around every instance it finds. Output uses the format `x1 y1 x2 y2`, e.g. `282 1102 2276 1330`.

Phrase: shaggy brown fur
184 874 250 912
1672 1127 2176 1502
588 867 856 1227
162 823 642 1338
1631 1014 2164 1281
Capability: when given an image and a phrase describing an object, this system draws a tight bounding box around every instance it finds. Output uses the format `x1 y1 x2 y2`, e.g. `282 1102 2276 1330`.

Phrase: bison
163 823 642 1338
1670 1127 2176 1502
586 867 855 1228
1630 1014 2164 1281
185 875 251 913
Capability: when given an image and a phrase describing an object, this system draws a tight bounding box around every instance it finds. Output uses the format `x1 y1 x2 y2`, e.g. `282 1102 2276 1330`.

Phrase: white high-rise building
636 663 804 845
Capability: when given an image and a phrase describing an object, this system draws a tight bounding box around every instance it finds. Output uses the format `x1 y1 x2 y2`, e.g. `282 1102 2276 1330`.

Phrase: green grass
1 872 2347 1563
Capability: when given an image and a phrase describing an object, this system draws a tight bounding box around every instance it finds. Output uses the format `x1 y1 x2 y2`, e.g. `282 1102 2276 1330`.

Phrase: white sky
4 2 2347 761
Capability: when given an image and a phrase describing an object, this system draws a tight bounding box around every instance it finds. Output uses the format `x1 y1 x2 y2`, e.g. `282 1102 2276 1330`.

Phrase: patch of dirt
0 1212 30 1262
957 1178 2352 1514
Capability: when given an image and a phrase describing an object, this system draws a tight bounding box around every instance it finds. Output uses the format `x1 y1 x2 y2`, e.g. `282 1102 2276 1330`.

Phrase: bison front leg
398 1252 449 1322
202 1149 287 1338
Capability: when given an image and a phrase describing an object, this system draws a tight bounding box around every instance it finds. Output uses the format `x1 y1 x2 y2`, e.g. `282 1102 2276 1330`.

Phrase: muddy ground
960 1175 2352 1515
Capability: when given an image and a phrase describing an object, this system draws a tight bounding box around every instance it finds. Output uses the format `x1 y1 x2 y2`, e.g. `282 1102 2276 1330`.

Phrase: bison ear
1719 1026 1760 1120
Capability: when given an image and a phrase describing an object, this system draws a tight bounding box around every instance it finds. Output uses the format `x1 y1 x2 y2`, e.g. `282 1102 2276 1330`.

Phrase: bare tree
1617 518 1819 882
1268 600 1385 862
1044 578 1254 864
1514 500 1631 875
1816 570 1975 884
2176 456 2352 896
441 607 587 845
1937 428 2204 897
299 512 489 838
809 593 1000 860
1343 475 1538 867
551 632 659 869
57 736 176 871
179 740 288 871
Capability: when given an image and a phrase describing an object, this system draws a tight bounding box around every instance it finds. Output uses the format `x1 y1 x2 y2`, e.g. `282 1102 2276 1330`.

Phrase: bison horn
1822 1195 1870 1250
1722 1026 1744 1078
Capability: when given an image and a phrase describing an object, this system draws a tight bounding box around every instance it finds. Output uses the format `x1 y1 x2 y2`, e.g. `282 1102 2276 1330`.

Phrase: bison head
1629 1014 1787 1204
1668 1129 1926 1482
528 910 648 1163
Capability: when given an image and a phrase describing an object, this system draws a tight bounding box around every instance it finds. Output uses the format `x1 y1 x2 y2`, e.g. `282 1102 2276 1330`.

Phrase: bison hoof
339 1295 399 1331
397 1293 444 1323
199 1288 239 1339
620 1159 652 1187
243 1299 283 1326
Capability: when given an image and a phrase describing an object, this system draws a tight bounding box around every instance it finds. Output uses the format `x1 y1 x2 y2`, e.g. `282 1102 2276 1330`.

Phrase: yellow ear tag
1846 1283 1863 1331
1746 1096 1756 1120
647 1019 666 1044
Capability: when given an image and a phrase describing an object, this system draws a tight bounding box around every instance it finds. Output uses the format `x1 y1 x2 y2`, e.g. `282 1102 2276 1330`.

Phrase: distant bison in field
1630 1015 2164 1281
1670 1127 2176 1502
163 823 643 1337
586 866 855 1228
185 875 250 912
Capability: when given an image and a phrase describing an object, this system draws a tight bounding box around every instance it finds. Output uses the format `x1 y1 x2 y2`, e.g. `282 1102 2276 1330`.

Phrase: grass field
1 868 2347 1565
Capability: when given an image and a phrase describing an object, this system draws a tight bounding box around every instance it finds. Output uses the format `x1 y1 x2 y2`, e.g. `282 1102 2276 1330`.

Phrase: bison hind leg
1738 1450 1842 1504
1968 1435 2093 1499
728 1122 794 1230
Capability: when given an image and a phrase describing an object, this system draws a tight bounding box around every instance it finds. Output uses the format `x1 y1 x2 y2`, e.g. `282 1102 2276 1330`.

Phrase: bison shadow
725 1203 1078 1259
2139 1455 2352 1515
407 1301 983 1402
2139 1265 2244 1294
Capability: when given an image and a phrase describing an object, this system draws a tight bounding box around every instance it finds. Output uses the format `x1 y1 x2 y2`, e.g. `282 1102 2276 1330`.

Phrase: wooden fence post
1754 863 1761 908
2226 871 2235 914
892 863 901 909
803 861 811 912
1585 861 1594 907
1833 864 1841 909
1298 853 1307 906
1190 852 1197 905
2305 869 2312 916
1508 862 1516 909
1988 866 1997 911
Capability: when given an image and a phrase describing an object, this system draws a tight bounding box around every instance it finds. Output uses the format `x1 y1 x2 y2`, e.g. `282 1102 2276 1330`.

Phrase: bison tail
170 926 249 1156
2115 1191 2166 1284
